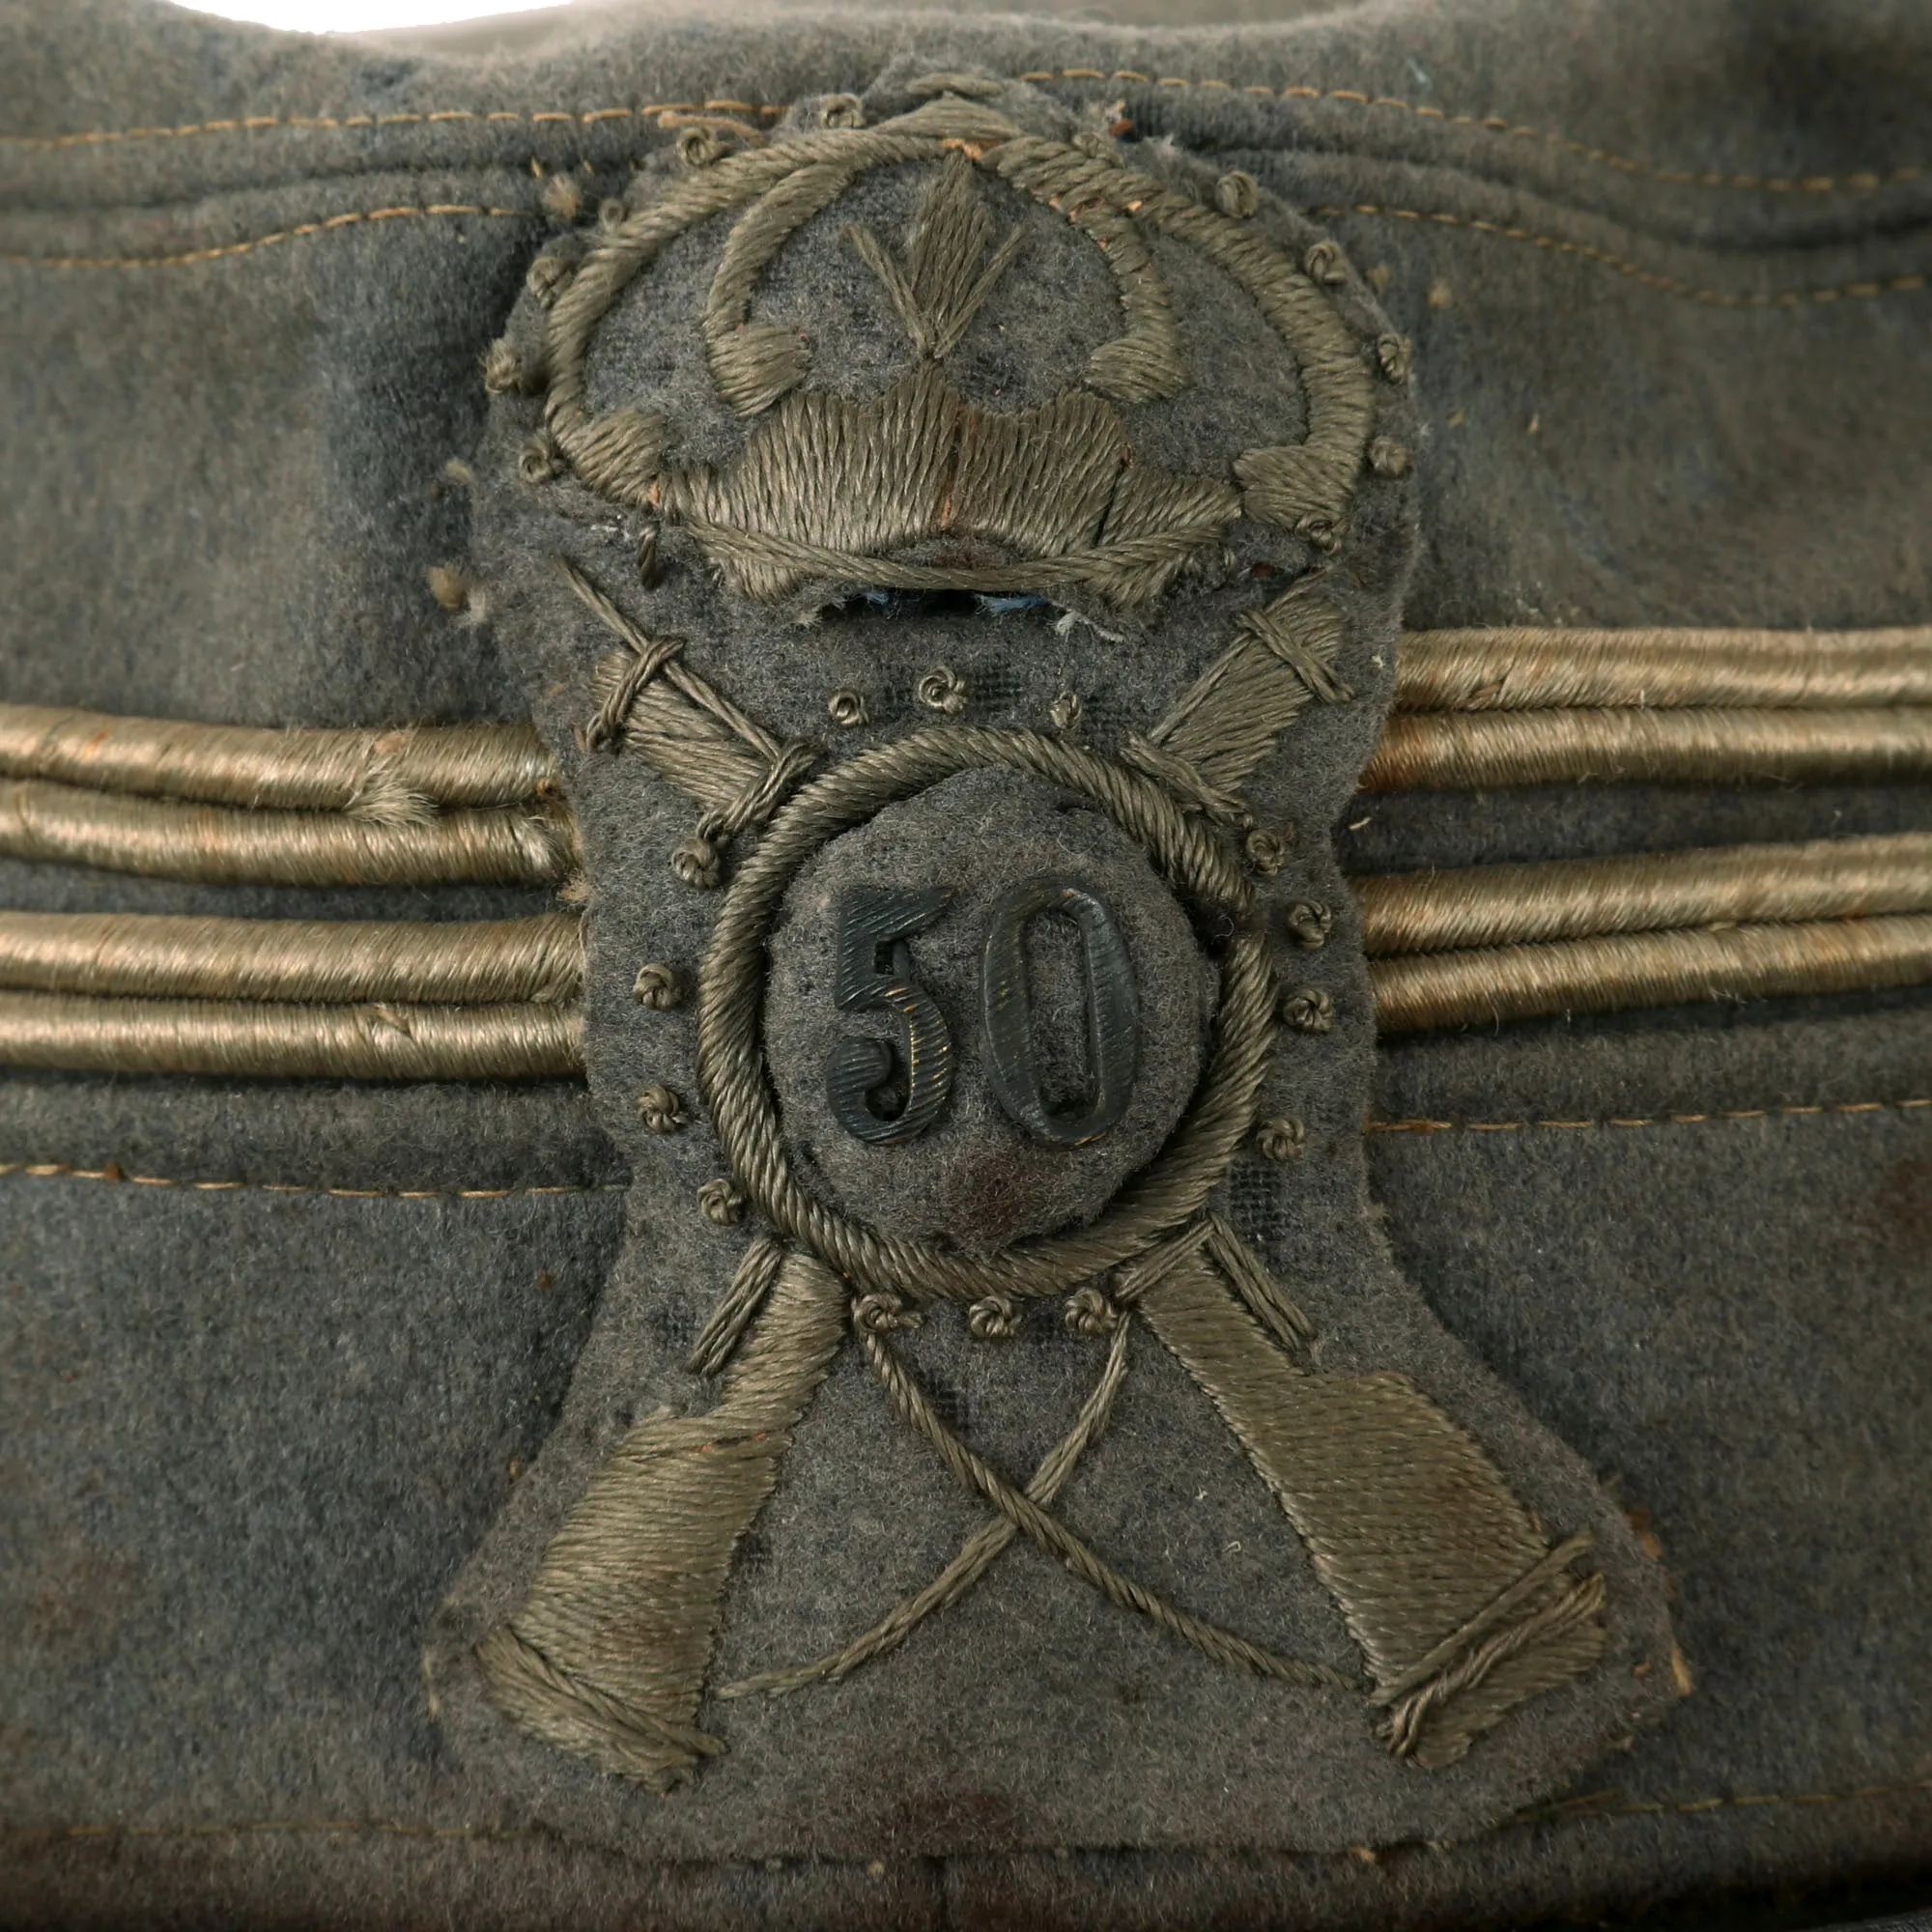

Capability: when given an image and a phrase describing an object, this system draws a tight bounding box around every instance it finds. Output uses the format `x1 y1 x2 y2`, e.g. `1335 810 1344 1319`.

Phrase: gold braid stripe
1394 627 1932 711
1355 833 1932 955
1370 914 1932 1034
0 705 554 818
11 906 1909 1068
0 910 582 1004
14 703 1927 841
0 778 576 885
0 991 581 1079
1361 706 1932 789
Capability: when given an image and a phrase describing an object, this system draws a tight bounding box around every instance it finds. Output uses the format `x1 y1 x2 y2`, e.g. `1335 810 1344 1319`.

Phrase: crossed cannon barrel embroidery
468 81 1609 1791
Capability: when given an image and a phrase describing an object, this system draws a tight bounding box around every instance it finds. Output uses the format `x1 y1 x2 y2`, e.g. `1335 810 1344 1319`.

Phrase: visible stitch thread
1282 985 1336 1034
1214 169 1260 218
1064 1284 1122 1335
0 703 555 815
686 1232 787 1377
1132 1241 1605 1765
1312 202 1932 309
1243 826 1290 874
0 99 787 150
0 1160 626 1199
1027 72 1926 197
967 1292 1023 1340
846 150 1025 364
852 1289 923 1334
1129 583 1351 828
697 1178 748 1226
636 1085 689 1134
1287 900 1334 948
17 77 1918 201
695 727 1278 1307
916 666 969 715
0 203 533 270
557 558 816 873
861 1318 1357 1690
20 198 1922 312
722 1318 1133 1696
0 778 574 887
478 1250 846 1786
632 962 684 1008
1364 1097 1932 1135
518 432 563 483
540 99 1362 604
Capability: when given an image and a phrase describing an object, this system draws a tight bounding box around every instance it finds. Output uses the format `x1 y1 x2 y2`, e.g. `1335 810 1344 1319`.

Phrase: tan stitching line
1366 1098 1932 1135
0 202 531 270
1308 202 1932 308
1033 72 1927 197
3 176 1921 313
11 189 1921 312
0 1160 624 1198
0 100 788 149
7 76 1921 200
8 1775 1930 1846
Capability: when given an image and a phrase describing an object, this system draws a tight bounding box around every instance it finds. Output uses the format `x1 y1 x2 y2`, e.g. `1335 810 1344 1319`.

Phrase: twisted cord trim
0 910 582 1004
1370 914 1932 1034
860 1321 1357 1692
720 1317 1134 1698
1355 834 1932 956
696 727 1273 1305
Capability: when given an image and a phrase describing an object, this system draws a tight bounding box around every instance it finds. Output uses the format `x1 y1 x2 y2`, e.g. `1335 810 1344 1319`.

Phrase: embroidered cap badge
434 71 1676 1857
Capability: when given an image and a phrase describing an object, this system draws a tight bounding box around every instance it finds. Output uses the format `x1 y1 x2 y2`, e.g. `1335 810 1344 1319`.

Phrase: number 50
826 875 1140 1149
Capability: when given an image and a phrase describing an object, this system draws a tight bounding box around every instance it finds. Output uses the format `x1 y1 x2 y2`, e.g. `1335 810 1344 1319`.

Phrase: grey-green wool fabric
2 0 1930 1927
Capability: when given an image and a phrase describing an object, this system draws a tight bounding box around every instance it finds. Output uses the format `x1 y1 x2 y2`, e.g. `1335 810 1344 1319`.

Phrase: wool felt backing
3 0 1929 1924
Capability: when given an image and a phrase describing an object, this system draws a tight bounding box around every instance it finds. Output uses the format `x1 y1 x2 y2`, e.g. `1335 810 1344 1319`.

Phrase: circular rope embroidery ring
696 725 1276 1304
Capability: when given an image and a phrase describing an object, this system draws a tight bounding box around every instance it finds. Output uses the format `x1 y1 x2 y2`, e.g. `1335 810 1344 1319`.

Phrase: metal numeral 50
826 875 1139 1148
